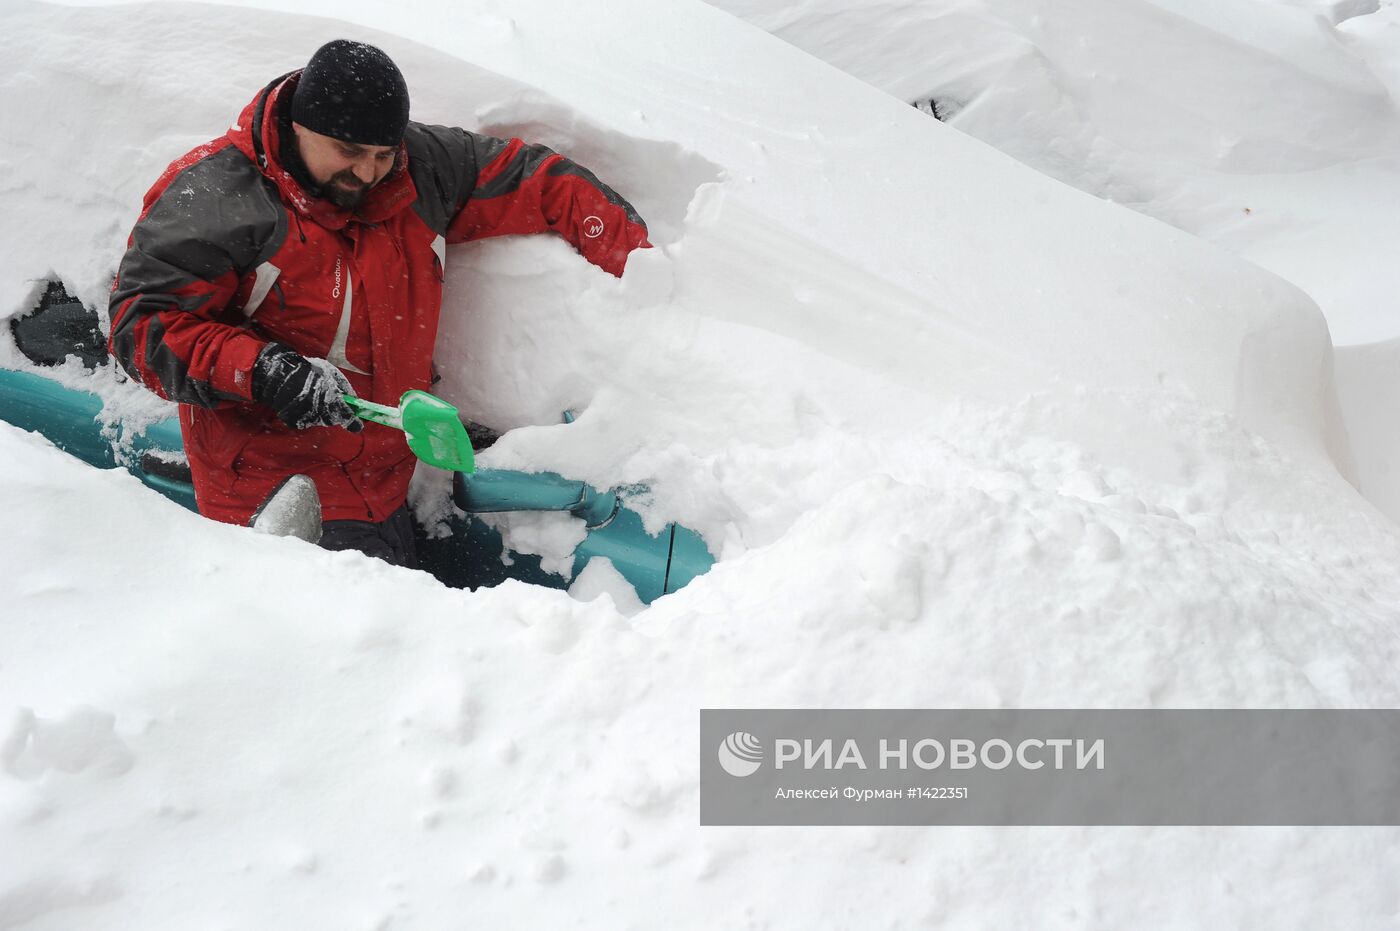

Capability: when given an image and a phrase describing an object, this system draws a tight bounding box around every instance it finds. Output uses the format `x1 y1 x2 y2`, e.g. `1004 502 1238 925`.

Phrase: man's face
292 122 398 209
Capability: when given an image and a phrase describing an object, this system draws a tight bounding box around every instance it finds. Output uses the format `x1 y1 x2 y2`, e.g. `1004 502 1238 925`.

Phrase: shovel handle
343 396 402 429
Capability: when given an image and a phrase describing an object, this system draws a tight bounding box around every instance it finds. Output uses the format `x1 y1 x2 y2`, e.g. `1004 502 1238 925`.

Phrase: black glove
251 343 363 432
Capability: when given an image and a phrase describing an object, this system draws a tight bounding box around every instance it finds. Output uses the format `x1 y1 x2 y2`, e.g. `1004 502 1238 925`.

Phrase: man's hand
252 343 363 432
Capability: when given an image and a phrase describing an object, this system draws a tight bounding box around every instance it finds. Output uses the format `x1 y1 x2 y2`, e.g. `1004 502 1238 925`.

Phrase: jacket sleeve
108 145 275 407
410 125 650 278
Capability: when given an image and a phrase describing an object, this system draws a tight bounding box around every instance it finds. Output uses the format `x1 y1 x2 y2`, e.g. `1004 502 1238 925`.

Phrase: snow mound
704 0 1400 518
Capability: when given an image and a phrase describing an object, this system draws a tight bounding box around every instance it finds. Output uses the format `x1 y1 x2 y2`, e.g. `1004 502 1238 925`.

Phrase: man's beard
321 170 370 209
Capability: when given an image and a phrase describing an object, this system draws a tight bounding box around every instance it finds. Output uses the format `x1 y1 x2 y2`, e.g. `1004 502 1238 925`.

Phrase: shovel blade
399 390 476 472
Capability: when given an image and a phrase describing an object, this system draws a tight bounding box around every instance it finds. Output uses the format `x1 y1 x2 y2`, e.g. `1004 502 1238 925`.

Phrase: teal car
3 282 713 603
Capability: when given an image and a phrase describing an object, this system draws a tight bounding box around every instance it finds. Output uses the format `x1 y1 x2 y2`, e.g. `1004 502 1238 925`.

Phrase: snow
569 556 648 617
2 0 1400 926
703 0 1400 521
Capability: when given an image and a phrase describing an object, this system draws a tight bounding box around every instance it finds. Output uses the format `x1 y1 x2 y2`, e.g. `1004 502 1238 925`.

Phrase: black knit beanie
291 40 410 146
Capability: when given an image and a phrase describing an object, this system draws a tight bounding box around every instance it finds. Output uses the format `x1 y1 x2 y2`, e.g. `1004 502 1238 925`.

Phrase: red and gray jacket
110 72 649 525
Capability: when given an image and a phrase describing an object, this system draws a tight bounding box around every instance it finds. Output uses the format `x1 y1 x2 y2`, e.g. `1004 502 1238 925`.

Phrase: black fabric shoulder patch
405 122 508 236
133 145 288 282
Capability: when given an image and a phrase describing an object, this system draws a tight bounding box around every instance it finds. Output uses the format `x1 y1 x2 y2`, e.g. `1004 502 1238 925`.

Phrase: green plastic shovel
344 390 476 473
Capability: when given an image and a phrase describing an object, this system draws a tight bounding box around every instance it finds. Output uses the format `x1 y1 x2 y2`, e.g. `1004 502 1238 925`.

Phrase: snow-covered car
1 281 713 603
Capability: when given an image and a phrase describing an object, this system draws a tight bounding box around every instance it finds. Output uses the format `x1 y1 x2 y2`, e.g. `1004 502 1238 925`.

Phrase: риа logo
718 732 763 777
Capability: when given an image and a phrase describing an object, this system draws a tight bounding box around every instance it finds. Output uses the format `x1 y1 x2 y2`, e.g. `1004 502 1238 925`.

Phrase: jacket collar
228 72 416 231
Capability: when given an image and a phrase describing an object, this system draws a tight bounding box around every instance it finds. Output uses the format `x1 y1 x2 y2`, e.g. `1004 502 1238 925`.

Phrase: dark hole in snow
911 97 966 122
463 420 501 452
139 450 192 484
11 280 108 369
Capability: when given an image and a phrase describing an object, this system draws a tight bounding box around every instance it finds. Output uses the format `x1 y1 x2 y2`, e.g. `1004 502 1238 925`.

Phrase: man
109 40 650 566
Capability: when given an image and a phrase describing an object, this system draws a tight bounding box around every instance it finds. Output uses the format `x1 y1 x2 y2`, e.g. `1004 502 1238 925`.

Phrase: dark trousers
319 503 419 568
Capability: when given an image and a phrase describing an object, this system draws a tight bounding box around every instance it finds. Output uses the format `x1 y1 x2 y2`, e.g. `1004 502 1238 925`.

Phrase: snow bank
3 0 1400 926
702 0 1400 328
703 0 1400 515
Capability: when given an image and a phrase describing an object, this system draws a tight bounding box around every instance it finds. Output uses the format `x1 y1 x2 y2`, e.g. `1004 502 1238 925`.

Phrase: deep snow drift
705 0 1400 524
3 0 1400 927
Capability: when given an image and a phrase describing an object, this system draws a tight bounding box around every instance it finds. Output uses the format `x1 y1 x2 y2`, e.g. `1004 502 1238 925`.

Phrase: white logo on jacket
327 256 368 375
582 216 605 239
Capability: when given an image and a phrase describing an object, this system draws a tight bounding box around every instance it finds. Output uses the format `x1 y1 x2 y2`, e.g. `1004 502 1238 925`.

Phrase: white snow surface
705 0 1400 522
1 0 1399 927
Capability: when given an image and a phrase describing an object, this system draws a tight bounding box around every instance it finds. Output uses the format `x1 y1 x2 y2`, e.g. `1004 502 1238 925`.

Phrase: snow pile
2 0 1400 926
703 0 1400 339
704 0 1400 522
